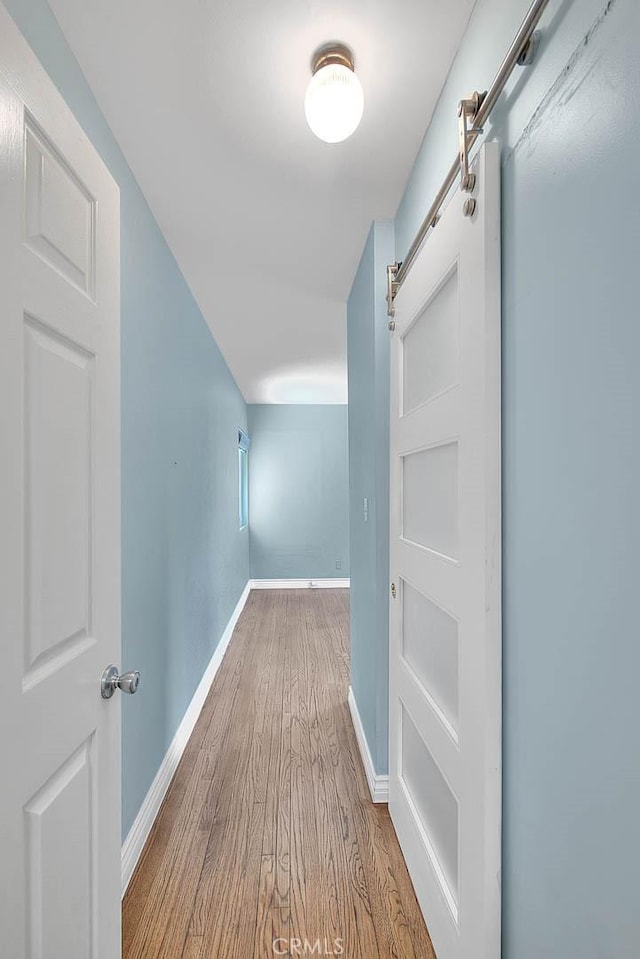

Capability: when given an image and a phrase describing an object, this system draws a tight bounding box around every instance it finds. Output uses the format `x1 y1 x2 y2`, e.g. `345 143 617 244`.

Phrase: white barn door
0 6 122 958
389 143 501 959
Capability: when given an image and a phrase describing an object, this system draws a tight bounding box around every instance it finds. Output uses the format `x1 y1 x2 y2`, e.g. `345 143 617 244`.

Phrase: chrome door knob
101 665 141 699
117 671 140 695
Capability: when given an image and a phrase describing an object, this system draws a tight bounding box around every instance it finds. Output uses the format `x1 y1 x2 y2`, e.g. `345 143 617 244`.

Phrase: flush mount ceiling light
304 43 364 144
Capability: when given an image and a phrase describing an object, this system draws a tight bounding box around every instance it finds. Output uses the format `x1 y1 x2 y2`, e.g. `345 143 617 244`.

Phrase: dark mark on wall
505 0 620 164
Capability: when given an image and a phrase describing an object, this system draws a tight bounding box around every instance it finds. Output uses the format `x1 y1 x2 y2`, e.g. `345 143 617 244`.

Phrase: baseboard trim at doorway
250 578 350 589
348 687 389 804
120 579 252 897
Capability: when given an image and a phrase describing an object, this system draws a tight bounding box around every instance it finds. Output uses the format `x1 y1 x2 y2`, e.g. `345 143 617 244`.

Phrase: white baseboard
121 579 251 896
347 686 389 804
250 578 350 589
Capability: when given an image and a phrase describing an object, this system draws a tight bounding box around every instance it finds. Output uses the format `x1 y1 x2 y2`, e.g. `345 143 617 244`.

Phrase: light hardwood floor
123 588 435 959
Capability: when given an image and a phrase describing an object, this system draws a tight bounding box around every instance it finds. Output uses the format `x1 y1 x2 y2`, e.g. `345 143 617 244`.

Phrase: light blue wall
347 221 394 774
248 405 349 580
352 0 640 955
4 0 250 839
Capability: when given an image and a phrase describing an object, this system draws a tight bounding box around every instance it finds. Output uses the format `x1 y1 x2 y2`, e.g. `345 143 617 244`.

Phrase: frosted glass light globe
305 62 364 143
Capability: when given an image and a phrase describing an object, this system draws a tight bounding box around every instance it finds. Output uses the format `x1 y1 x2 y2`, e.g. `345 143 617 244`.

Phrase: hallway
123 589 434 958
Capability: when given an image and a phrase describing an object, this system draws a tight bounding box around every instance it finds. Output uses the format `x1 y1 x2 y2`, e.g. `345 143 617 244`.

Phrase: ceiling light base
311 43 355 76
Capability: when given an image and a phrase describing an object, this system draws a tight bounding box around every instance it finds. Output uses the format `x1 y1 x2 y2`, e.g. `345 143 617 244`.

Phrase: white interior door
389 142 501 959
0 6 122 957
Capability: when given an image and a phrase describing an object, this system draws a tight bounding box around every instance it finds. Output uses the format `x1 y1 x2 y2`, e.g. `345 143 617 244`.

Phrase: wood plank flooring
123 589 435 959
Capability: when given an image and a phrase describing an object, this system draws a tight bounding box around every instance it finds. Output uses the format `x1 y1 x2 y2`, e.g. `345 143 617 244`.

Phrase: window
238 429 250 530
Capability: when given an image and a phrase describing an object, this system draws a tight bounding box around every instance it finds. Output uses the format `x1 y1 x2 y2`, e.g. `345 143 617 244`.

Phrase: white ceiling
48 0 475 403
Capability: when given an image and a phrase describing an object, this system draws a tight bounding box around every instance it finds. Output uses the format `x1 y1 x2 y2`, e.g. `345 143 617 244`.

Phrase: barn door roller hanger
386 0 547 325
